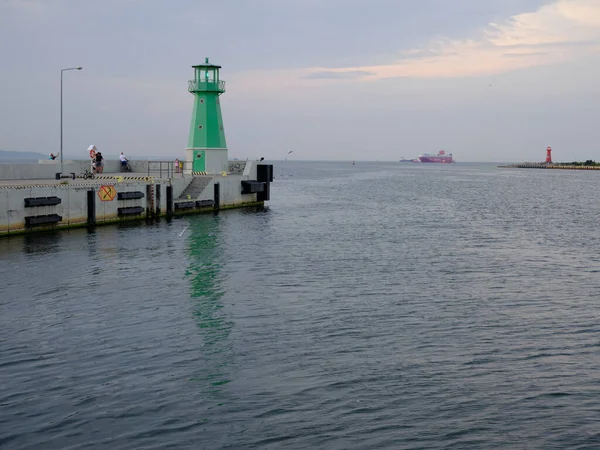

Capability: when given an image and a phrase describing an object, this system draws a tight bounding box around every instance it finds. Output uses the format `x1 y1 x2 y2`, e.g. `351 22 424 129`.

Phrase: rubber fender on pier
257 164 274 182
174 201 195 210
24 214 63 226
214 183 220 210
155 184 161 217
196 199 215 208
166 186 173 216
87 189 96 226
117 191 145 200
241 180 265 194
258 181 270 202
24 196 62 207
117 206 145 216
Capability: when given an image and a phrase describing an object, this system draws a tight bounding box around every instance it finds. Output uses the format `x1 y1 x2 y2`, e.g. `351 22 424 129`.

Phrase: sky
1 0 600 162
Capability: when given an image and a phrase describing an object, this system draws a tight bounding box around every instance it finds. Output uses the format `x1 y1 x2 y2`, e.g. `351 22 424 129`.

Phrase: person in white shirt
119 152 130 171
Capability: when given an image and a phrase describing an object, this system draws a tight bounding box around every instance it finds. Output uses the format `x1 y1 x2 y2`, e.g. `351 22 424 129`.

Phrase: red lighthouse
545 146 552 163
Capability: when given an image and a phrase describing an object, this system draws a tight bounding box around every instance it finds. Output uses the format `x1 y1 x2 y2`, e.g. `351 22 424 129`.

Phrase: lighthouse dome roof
192 57 221 69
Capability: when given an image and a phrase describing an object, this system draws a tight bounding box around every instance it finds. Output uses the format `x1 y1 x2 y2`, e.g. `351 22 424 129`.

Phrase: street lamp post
60 66 83 175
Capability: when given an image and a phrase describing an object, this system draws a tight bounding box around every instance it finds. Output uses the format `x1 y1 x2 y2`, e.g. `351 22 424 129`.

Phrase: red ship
417 150 454 163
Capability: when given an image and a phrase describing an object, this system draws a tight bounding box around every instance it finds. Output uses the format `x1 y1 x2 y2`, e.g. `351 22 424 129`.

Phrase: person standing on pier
95 152 104 173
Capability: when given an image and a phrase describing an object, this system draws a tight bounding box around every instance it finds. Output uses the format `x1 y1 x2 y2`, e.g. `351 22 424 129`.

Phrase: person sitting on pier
49 152 59 160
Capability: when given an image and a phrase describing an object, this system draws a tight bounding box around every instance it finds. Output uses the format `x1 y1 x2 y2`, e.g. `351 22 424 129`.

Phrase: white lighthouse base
185 147 228 175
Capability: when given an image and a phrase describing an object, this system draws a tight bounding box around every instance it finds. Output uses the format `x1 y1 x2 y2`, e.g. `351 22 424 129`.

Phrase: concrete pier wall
1 181 150 234
0 162 77 180
171 177 192 199
0 160 266 236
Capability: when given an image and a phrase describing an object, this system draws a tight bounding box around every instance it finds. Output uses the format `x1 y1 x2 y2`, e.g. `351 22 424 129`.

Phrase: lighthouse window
216 99 219 104
200 99 204 104
198 125 203 130
220 126 223 130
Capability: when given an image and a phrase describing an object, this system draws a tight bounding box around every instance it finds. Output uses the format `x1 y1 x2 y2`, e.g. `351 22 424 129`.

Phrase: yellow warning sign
98 185 116 201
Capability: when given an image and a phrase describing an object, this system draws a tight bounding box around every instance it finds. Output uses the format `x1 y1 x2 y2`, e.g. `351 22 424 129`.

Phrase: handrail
146 160 187 179
188 79 226 93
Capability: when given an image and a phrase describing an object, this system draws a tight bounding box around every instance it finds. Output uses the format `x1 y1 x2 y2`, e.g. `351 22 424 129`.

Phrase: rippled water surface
2 161 600 449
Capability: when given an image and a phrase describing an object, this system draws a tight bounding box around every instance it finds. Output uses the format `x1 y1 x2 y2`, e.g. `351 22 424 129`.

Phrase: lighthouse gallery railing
188 80 226 92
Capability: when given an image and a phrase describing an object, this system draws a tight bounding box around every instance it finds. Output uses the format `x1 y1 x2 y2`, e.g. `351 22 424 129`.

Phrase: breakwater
499 163 600 170
0 160 273 236
0 59 277 236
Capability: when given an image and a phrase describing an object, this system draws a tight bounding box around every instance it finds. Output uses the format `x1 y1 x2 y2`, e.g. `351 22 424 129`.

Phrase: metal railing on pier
146 161 189 179
146 160 248 178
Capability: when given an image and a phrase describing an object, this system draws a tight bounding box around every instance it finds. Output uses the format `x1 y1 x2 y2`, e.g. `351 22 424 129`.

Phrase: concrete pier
0 159 273 236
1 58 276 236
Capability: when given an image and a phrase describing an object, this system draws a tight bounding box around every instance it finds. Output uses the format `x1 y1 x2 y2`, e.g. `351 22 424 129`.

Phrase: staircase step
178 176 212 200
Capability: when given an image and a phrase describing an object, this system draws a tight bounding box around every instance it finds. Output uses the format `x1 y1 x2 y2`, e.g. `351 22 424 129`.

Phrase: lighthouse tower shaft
186 58 228 174
545 146 552 164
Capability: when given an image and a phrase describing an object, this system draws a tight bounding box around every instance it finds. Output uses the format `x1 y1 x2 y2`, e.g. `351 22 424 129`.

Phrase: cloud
232 0 600 88
303 70 376 79
502 51 551 58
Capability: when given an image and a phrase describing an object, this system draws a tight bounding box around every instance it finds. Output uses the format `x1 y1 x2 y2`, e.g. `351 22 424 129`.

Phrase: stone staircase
178 176 212 200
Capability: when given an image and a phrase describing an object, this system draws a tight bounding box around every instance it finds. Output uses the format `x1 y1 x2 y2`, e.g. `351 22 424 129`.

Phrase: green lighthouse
186 57 228 174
